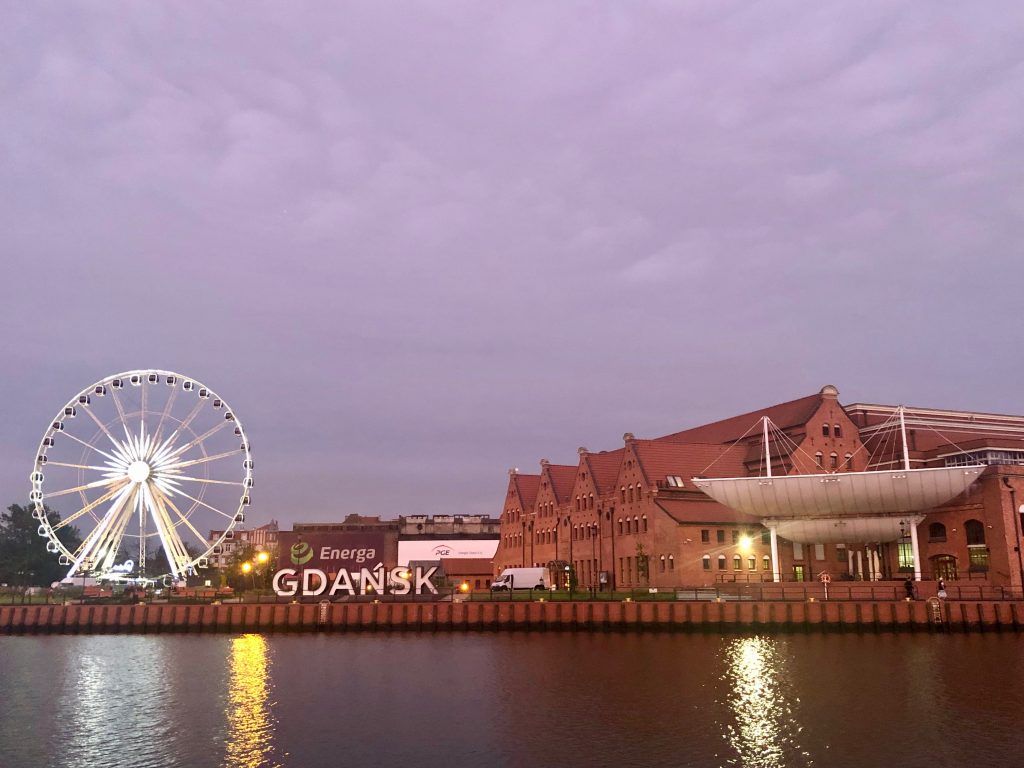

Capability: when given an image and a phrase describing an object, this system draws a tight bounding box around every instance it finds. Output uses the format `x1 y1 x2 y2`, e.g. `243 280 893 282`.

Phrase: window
659 555 666 573
628 485 634 503
830 453 838 469
793 542 804 559
717 529 726 544
844 453 852 470
589 494 594 509
702 555 711 571
731 530 739 544
668 555 675 571
635 516 641 533
618 518 623 535
837 545 847 562
701 529 710 543
966 519 988 571
763 555 771 571
928 522 947 542
815 452 823 468
621 487 626 502
761 530 770 545
814 544 825 561
748 556 756 571
718 555 727 570
822 424 830 437
897 536 914 571
834 424 842 438
965 519 986 546
733 555 742 570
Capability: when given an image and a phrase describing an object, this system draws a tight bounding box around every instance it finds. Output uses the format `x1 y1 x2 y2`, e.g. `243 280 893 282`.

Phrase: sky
2 1 1024 527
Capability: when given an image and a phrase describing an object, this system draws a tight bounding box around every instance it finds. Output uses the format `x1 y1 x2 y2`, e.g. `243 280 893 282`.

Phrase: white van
490 567 550 591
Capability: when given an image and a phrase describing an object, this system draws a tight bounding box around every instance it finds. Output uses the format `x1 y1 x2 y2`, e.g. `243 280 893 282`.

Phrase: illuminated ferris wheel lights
31 370 252 582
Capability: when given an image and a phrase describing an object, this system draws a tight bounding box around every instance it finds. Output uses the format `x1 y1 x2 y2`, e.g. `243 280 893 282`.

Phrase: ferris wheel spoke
158 399 205 458
46 475 124 499
151 484 210 551
52 481 128 531
45 461 115 472
153 383 179 445
161 449 243 472
146 484 190 578
164 475 243 487
67 483 136 576
81 405 122 450
167 420 232 461
168 486 236 521
61 431 124 465
109 385 129 430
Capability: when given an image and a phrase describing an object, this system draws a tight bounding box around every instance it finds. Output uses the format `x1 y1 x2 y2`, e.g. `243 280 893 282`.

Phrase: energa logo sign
290 541 314 566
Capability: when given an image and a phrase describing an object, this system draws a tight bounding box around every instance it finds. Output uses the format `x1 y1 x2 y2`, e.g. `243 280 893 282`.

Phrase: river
0 632 1021 767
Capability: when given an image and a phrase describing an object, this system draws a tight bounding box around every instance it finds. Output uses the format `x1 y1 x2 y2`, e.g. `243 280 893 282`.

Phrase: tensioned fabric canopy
692 466 984 544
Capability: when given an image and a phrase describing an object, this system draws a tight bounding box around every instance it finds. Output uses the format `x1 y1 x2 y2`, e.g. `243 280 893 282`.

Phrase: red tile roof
654 498 762 525
513 474 540 509
583 449 624 494
658 392 824 444
632 440 749 485
545 464 578 504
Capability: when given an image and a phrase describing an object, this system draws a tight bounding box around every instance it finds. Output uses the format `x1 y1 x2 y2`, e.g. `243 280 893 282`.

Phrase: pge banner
397 539 499 566
279 531 386 574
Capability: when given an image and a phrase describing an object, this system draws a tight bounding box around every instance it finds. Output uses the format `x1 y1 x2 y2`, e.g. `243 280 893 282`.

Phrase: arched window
589 493 594 509
620 487 626 503
718 555 727 570
815 452 823 468
830 452 838 469
668 555 675 570
628 485 634 503
659 555 666 572
748 556 756 570
633 516 640 533
702 555 711 571
928 522 947 542
965 519 986 546
642 515 648 533
618 518 623 535
763 555 771 571
822 424 830 437
733 555 742 570
844 453 852 470
834 424 842 438
575 496 580 511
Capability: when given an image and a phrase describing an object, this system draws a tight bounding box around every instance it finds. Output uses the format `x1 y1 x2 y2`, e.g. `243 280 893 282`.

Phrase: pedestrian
904 577 915 600
937 579 947 600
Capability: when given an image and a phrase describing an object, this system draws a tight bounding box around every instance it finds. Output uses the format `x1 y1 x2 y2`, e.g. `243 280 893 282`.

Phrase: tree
0 503 83 586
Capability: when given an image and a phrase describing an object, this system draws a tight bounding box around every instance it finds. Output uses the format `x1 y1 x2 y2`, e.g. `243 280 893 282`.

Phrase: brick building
494 386 1024 590
208 520 279 570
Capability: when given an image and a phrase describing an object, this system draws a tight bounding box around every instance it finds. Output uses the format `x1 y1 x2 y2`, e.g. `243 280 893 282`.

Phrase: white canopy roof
692 466 983 543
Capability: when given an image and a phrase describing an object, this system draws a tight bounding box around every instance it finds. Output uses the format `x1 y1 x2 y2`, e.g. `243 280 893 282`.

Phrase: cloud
2 1 1024 524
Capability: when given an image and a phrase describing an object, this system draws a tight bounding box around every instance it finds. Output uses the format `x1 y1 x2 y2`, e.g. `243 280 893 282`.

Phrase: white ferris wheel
30 370 253 583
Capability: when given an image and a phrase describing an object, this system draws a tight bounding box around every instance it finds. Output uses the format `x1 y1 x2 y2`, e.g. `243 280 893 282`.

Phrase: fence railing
3 582 1022 605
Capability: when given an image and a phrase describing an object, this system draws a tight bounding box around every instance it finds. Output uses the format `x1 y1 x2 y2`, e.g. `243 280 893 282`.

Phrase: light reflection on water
224 634 279 768
720 636 811 768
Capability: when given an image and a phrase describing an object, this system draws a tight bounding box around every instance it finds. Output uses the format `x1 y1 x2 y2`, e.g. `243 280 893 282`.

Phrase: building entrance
931 554 958 582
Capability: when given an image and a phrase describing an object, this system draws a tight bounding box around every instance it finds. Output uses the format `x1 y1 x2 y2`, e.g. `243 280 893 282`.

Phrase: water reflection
224 634 279 768
721 637 811 768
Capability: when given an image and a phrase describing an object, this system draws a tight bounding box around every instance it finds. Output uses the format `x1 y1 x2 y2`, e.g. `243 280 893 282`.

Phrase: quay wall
1 600 1023 635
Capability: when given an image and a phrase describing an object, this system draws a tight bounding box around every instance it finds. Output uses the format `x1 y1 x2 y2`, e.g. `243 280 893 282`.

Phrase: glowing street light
738 535 753 552
241 562 252 574
256 551 269 564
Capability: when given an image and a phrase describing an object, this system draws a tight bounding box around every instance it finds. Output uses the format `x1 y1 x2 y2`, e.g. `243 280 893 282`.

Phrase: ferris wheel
30 370 253 583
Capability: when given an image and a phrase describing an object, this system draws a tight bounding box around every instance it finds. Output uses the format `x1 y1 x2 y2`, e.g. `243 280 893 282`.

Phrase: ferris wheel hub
127 461 151 483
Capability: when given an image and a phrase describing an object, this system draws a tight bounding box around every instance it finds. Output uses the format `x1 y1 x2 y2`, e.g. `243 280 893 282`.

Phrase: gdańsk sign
272 565 439 597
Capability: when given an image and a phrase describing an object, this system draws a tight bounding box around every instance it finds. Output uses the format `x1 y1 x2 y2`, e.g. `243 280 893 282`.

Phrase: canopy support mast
763 416 772 478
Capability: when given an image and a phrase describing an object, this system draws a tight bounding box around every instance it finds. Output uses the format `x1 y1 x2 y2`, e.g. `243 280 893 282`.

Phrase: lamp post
607 508 617 592
1002 477 1024 594
590 522 597 592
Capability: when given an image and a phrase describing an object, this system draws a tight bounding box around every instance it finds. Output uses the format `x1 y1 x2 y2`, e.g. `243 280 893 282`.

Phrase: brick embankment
1 600 1023 635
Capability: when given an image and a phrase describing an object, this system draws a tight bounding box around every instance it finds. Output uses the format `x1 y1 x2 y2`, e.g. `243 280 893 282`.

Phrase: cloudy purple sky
2 2 1023 526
